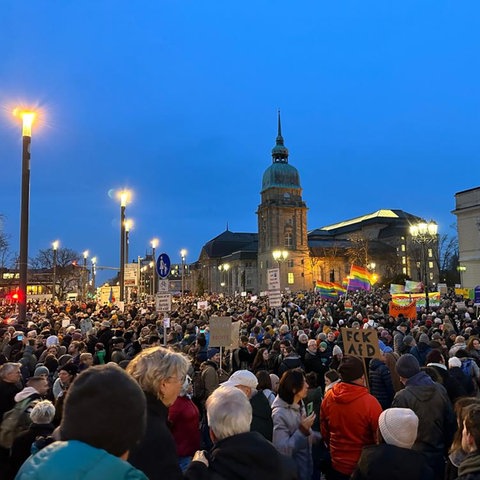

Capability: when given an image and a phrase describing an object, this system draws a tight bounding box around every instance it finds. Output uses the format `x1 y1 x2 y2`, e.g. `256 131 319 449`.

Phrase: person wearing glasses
126 346 190 480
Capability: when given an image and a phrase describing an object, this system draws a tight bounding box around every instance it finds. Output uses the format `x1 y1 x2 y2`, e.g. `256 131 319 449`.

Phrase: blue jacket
15 440 148 480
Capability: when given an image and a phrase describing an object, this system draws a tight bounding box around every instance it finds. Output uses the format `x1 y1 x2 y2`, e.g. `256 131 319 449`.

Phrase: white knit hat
379 408 418 449
449 357 462 369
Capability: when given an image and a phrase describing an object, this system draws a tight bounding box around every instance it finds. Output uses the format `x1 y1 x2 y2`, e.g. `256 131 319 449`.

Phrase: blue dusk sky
1 1 479 284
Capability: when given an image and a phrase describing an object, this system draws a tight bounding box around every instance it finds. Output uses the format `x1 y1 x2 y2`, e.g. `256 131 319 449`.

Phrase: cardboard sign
230 321 241 349
209 317 232 347
341 327 381 358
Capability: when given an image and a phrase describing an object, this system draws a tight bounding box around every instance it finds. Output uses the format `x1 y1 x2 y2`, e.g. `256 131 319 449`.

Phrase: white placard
267 268 280 290
156 294 171 312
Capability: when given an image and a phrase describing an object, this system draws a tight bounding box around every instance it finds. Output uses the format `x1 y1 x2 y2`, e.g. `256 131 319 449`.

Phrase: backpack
0 397 37 449
192 370 205 403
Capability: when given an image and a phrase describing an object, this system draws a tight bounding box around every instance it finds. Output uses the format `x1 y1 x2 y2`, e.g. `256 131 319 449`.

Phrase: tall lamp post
118 190 130 301
83 250 89 300
151 238 159 295
14 109 36 324
180 249 187 296
52 240 59 299
218 263 231 295
272 250 289 290
125 219 133 264
409 221 438 313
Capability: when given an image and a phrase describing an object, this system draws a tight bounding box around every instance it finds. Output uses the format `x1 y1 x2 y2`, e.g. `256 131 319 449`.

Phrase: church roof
200 230 258 259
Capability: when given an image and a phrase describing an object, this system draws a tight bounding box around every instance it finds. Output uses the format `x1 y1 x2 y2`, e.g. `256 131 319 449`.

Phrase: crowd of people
0 287 479 479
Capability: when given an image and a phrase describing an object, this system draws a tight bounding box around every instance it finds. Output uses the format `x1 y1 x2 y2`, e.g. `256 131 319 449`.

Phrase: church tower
257 112 310 292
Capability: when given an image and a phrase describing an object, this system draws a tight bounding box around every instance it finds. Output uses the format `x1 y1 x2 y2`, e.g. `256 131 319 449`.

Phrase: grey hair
0 362 21 380
206 386 252 441
126 346 190 396
30 400 56 424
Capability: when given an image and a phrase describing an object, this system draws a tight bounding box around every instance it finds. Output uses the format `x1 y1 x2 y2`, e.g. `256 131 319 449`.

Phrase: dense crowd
0 288 480 479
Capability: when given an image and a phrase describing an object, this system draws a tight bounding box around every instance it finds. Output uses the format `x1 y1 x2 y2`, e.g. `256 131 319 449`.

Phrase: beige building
453 187 480 289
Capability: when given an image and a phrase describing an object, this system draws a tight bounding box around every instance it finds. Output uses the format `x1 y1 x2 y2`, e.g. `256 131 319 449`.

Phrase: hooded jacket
368 358 395 410
320 381 382 476
185 431 297 480
391 371 456 473
15 440 148 480
457 451 480 480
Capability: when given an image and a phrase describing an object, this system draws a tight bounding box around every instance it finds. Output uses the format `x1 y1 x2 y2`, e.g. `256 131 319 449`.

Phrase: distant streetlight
14 108 36 323
118 189 131 301
272 250 289 290
218 263 231 294
180 249 187 296
367 262 378 285
151 238 159 295
52 240 59 299
83 250 89 300
410 221 438 312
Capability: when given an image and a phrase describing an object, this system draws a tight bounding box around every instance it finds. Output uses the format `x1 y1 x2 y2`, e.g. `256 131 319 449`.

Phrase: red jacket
168 396 200 457
320 381 382 476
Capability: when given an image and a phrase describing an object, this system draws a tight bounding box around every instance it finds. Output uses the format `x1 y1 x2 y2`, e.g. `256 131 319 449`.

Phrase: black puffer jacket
368 358 394 410
352 443 434 480
185 431 298 480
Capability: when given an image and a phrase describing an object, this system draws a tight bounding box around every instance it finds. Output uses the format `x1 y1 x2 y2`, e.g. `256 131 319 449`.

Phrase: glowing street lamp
117 189 131 302
14 108 36 323
180 249 187 296
151 238 159 295
272 250 289 290
52 240 59 299
410 220 438 312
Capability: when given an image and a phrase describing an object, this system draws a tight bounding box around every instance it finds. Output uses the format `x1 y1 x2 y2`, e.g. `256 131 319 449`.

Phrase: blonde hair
126 346 190 396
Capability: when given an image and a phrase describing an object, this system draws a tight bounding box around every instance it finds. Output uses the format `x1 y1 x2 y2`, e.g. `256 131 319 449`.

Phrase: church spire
272 109 289 163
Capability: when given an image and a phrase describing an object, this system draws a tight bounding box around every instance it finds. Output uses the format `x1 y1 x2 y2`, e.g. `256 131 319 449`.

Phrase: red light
12 293 19 300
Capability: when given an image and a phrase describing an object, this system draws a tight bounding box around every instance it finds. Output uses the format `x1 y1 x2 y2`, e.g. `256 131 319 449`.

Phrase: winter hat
207 348 220 360
34 366 49 377
396 354 420 379
332 345 343 356
418 333 429 344
448 357 462 368
338 355 365 382
378 340 393 354
403 335 415 347
221 370 258 390
319 342 328 349
379 408 419 449
59 362 79 377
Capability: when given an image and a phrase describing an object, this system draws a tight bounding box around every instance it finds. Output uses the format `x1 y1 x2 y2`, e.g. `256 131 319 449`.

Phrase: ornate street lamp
117 189 131 301
409 221 438 312
272 250 289 290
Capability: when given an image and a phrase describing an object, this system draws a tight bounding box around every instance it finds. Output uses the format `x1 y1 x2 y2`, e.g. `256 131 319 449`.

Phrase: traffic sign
158 280 169 292
156 253 171 278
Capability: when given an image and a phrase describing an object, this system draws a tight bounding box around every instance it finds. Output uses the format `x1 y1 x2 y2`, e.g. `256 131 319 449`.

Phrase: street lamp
125 219 133 264
410 221 438 313
272 250 289 290
151 238 159 295
83 250 89 300
118 189 131 301
14 108 36 323
180 249 187 296
367 262 378 285
91 257 97 292
52 240 59 299
218 263 231 294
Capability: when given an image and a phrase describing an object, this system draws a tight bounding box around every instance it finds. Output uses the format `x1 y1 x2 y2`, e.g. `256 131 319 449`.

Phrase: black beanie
338 355 365 382
60 364 146 456
396 353 420 379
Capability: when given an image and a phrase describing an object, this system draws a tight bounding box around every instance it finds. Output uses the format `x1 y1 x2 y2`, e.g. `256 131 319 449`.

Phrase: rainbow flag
315 281 339 299
405 280 423 293
347 265 371 291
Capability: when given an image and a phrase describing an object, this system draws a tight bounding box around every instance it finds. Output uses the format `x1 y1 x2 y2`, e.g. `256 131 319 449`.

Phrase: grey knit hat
396 354 420 379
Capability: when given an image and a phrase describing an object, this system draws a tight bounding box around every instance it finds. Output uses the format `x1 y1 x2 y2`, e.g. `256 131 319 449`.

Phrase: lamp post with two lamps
14 108 36 323
218 263 230 295
409 221 438 313
180 249 187 296
118 190 130 302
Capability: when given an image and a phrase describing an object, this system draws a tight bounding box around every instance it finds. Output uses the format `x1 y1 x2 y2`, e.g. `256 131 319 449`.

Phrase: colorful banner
391 292 441 308
390 284 405 294
405 280 423 293
389 300 417 320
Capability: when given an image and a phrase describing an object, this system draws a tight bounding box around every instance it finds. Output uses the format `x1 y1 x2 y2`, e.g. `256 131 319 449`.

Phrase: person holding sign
320 355 382 480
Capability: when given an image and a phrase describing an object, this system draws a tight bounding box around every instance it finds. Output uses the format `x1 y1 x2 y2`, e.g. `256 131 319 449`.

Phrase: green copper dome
261 111 301 192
